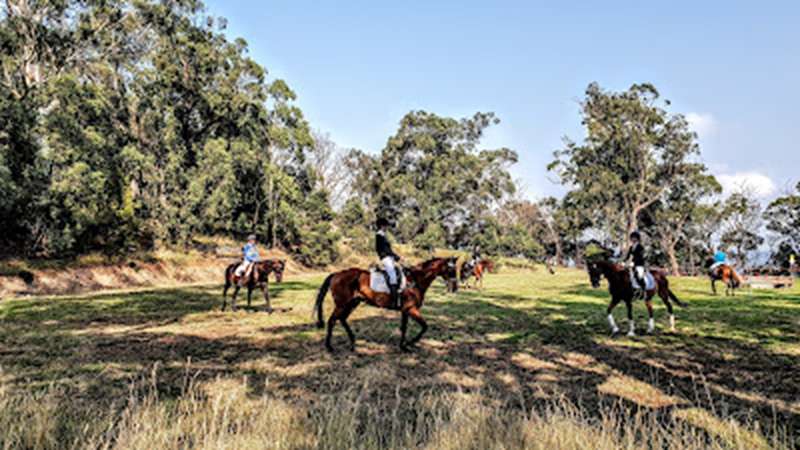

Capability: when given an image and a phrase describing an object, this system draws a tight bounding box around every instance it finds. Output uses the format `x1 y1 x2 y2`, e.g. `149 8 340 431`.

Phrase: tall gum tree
549 83 702 247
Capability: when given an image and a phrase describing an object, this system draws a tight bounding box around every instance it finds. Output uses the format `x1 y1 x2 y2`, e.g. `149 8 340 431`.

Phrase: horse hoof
627 332 636 338
611 328 620 336
265 308 274 314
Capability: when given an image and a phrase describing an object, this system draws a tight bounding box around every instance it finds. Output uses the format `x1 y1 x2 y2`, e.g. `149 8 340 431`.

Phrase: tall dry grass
0 369 793 450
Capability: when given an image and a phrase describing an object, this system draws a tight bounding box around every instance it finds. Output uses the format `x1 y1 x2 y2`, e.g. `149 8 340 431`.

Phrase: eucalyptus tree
549 83 703 247
346 110 517 249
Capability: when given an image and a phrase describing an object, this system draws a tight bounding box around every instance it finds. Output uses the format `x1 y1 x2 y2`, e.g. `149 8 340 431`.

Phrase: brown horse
587 260 686 336
707 262 743 296
222 259 286 312
313 257 458 352
460 258 494 289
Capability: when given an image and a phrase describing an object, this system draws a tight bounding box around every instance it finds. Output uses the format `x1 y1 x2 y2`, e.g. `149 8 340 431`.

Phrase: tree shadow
1 279 798 445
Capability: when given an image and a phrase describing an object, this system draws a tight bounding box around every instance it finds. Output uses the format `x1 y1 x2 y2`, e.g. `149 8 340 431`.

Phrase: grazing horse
706 258 743 296
460 258 494 289
222 259 286 312
313 257 459 352
587 260 686 336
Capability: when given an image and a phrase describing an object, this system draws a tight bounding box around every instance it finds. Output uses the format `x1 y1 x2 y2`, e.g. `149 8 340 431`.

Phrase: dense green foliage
344 111 527 255
0 0 337 265
1 2 791 270
764 182 800 267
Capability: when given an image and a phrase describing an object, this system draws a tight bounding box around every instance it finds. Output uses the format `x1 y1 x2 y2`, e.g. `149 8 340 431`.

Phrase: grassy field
1 266 798 449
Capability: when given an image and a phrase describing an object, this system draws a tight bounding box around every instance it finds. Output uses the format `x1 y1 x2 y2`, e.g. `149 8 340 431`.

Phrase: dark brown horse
313 257 458 352
460 258 494 289
222 259 286 312
587 260 686 336
706 259 743 296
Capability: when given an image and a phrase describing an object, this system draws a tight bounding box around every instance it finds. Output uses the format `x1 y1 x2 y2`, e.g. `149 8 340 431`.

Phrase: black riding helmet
630 231 641 241
376 218 390 229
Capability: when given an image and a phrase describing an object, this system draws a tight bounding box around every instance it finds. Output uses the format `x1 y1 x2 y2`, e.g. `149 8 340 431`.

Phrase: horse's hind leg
325 306 346 352
657 287 675 332
711 278 717 295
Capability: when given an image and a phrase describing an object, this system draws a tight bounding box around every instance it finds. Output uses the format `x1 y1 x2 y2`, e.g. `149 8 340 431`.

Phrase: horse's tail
668 289 687 308
314 273 335 329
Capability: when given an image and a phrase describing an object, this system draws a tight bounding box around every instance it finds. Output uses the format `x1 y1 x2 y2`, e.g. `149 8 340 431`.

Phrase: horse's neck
413 263 441 294
600 261 623 282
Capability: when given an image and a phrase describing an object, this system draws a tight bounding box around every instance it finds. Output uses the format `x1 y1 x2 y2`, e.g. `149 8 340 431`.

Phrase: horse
222 259 286 312
313 257 459 352
587 259 687 336
705 258 743 296
460 258 494 289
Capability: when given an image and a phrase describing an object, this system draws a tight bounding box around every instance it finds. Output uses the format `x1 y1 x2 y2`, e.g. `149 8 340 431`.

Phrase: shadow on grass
1 279 798 445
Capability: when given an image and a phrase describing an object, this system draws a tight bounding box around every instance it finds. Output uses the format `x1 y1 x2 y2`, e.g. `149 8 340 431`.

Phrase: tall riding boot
390 283 401 310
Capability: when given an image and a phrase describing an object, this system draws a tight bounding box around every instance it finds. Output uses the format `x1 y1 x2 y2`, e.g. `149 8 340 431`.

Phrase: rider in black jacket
625 231 646 298
375 218 402 308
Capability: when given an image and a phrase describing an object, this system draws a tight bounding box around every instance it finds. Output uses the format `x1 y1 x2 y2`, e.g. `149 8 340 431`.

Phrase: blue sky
206 0 799 200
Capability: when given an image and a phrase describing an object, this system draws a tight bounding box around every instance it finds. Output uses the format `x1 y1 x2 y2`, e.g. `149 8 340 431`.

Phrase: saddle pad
631 271 656 291
369 269 407 293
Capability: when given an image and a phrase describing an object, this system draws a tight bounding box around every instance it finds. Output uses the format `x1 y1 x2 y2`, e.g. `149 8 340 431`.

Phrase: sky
205 0 799 201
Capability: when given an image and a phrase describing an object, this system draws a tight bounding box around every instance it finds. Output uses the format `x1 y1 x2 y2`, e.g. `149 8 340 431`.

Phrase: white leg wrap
669 315 676 332
627 320 636 337
607 314 619 333
648 318 655 333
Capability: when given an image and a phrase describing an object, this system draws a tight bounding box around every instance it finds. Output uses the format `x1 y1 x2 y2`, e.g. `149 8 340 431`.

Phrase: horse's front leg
247 285 253 308
222 281 230 311
645 298 655 334
399 312 409 351
711 278 717 295
406 307 428 346
625 299 635 337
230 285 240 312
607 297 621 335
262 283 273 313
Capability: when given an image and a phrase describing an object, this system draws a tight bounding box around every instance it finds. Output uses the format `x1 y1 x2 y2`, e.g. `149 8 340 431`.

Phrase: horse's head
270 259 286 283
587 261 603 288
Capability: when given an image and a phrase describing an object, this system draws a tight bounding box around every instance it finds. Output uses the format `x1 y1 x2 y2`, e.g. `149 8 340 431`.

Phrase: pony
313 257 459 352
587 259 686 336
460 258 494 289
705 257 743 296
222 259 286 312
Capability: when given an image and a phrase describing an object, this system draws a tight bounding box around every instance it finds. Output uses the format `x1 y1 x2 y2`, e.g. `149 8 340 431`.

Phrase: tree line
2 1 796 271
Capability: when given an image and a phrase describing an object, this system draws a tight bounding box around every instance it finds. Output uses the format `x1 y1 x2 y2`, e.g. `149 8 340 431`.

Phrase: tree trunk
666 240 680 275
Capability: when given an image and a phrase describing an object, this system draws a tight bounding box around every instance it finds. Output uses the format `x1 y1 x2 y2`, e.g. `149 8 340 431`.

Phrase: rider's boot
390 283 401 310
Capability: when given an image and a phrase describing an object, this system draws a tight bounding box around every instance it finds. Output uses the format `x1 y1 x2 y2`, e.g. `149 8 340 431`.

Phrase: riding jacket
375 230 399 260
626 242 645 267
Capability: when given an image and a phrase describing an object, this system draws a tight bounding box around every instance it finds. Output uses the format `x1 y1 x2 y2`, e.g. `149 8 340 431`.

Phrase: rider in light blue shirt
236 234 261 284
714 250 727 264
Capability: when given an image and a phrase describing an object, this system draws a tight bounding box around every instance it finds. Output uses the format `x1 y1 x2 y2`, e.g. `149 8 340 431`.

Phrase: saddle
369 264 408 293
630 269 655 291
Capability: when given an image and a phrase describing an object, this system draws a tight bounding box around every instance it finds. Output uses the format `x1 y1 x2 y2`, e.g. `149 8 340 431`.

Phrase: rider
470 244 482 266
375 218 402 309
711 248 727 271
236 234 261 286
625 231 646 298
